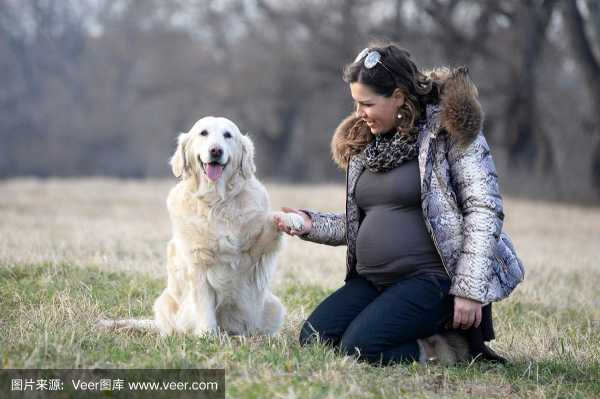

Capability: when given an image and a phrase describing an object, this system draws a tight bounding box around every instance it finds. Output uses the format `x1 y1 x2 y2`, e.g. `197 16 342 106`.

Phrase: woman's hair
342 42 439 136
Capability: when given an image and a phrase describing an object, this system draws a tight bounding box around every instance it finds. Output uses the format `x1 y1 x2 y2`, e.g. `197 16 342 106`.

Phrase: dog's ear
170 132 190 178
240 134 256 179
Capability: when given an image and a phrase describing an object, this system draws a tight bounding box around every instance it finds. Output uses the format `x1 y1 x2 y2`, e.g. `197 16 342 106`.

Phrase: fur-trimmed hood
331 67 483 169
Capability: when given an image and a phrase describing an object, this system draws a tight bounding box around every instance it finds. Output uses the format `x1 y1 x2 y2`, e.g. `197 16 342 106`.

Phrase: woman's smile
350 82 405 135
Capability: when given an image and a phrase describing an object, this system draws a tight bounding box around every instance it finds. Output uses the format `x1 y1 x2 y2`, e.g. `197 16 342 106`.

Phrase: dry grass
1 177 599 397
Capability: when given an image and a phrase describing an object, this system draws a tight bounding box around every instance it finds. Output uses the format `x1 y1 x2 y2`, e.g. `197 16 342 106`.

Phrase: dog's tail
95 318 158 333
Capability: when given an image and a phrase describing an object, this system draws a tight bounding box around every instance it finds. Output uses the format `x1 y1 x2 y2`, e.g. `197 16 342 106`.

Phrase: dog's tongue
206 163 223 182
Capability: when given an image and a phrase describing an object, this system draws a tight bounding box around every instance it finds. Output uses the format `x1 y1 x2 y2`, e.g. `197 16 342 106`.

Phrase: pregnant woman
274 42 524 365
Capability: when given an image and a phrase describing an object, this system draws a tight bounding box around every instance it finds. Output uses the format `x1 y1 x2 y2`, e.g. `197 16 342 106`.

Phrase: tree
563 0 600 188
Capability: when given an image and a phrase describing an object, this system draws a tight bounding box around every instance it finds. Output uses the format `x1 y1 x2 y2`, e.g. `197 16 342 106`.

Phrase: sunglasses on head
354 48 396 76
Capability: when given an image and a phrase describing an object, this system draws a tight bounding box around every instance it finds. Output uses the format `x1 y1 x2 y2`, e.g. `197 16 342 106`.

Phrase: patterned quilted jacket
301 68 525 304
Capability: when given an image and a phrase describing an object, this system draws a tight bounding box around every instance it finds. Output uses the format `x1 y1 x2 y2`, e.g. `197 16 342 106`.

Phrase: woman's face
350 83 405 135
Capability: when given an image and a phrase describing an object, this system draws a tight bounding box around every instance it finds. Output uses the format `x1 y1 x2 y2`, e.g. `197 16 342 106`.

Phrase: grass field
1 178 599 398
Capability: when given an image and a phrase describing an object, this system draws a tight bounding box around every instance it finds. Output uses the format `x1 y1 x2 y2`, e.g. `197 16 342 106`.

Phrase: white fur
97 116 286 336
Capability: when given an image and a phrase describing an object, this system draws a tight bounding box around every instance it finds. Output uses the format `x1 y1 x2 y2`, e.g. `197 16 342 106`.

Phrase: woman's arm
447 133 504 303
300 209 346 246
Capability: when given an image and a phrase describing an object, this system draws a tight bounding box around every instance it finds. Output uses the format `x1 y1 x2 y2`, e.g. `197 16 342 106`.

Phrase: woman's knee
299 320 316 346
299 319 327 346
339 329 374 358
298 319 341 346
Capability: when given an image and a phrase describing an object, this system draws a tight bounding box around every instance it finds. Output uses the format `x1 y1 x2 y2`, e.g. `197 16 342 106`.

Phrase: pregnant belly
356 208 439 267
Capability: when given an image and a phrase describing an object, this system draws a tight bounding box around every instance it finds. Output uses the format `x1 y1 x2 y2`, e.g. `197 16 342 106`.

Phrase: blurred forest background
1 0 600 203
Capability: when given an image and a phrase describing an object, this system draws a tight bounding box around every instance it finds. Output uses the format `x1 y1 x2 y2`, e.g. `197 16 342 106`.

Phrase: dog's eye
223 131 232 139
200 130 208 136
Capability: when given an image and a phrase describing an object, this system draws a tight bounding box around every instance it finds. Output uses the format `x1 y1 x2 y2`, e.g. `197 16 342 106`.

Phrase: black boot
466 321 507 364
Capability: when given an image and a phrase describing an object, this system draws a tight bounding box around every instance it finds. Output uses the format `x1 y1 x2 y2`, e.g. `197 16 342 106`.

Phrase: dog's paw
192 325 219 336
273 212 305 232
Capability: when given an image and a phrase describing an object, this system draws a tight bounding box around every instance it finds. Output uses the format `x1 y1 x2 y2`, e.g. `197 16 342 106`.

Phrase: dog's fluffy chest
168 182 267 266
173 212 260 267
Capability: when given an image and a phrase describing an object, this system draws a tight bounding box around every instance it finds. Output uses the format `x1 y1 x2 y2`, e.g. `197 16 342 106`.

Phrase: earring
397 113 403 119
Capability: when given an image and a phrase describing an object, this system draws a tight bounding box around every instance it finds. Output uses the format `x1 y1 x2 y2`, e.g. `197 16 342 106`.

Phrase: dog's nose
210 147 223 159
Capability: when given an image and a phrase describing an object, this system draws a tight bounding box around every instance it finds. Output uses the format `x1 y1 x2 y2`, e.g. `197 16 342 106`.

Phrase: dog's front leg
249 213 285 259
177 271 218 336
193 285 218 336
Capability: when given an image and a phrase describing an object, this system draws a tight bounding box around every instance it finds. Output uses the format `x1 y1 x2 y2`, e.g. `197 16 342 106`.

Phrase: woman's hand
273 207 312 236
453 296 482 330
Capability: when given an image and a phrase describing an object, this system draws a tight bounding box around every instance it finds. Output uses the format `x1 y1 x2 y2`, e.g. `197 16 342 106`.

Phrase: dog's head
171 117 256 188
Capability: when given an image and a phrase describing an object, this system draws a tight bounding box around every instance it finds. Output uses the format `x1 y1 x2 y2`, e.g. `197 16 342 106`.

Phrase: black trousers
299 274 453 365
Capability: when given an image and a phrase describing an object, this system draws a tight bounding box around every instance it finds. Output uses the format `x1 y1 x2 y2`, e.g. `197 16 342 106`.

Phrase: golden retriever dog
97 116 304 336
